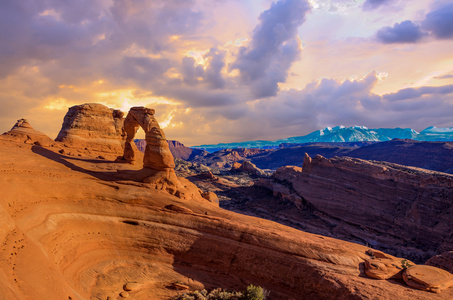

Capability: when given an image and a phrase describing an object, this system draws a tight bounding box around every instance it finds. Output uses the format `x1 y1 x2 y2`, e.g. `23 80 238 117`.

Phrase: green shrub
242 285 268 300
172 284 268 300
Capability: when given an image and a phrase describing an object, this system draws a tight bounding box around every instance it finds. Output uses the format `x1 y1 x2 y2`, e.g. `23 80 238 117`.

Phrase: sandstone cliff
258 154 453 263
55 103 125 154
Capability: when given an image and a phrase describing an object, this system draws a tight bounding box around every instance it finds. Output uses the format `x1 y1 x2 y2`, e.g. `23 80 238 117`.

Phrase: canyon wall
260 154 453 262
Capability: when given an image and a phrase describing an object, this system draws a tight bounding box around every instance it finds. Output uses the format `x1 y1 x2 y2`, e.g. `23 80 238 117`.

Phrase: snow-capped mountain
193 126 453 152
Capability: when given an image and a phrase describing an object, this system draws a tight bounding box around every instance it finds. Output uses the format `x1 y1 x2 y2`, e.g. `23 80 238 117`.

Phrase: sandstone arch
119 107 215 202
122 107 175 170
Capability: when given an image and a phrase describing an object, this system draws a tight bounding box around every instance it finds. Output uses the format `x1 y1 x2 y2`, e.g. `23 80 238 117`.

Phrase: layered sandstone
121 107 174 170
260 154 453 262
1 119 55 147
230 160 268 177
1 139 451 299
55 103 125 154
426 251 453 274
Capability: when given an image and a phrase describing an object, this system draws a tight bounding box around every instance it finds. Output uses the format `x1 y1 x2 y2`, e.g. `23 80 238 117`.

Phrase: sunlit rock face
1 118 56 147
122 107 174 170
56 103 125 154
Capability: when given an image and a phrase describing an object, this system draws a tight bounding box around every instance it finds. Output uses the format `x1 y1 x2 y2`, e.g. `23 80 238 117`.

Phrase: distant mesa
55 103 125 154
1 118 55 147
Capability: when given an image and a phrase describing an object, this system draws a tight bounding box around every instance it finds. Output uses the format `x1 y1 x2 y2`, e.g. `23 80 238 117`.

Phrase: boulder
1 119 55 147
55 103 125 154
364 257 406 280
403 265 453 293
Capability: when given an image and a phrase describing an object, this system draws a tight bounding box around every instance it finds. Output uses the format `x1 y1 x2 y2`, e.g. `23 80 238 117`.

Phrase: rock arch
122 107 175 170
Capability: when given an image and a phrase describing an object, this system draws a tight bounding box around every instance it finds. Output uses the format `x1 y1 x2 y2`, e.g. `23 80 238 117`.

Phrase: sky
1 0 453 146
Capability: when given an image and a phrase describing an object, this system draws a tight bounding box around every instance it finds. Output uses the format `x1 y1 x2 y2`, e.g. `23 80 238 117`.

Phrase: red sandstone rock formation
230 160 267 177
2 138 452 299
121 107 174 170
426 251 453 274
402 265 453 293
190 148 270 170
1 119 56 147
260 154 453 262
118 107 216 203
55 103 125 154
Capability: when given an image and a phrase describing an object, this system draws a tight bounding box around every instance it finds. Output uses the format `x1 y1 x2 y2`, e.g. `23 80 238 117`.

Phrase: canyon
0 103 452 299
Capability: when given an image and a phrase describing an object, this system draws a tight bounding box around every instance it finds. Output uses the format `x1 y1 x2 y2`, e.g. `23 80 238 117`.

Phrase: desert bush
242 284 268 300
173 284 268 300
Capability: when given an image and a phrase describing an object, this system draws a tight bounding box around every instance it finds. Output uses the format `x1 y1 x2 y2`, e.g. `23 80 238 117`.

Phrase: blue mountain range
193 126 453 152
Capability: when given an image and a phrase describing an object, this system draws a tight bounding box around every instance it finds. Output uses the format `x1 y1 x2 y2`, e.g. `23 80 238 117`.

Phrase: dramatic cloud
173 72 453 145
232 0 310 98
422 3 453 39
363 0 392 11
384 85 453 101
376 20 424 43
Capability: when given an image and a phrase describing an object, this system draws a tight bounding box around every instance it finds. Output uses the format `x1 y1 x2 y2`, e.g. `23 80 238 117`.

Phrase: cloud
203 48 226 89
422 3 453 39
375 3 453 44
167 73 453 145
362 0 392 11
376 20 424 44
181 56 204 85
384 84 453 101
232 0 310 98
434 74 453 80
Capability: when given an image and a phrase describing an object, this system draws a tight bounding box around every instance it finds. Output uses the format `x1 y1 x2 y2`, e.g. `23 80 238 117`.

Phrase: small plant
172 284 268 300
401 259 412 269
242 284 268 300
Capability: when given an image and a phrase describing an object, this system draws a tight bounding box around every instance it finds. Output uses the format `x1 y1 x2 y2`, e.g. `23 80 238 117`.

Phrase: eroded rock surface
402 265 453 293
426 251 453 274
121 107 174 170
3 138 451 299
119 107 215 203
1 119 55 147
56 103 125 154
260 154 453 262
230 160 268 177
